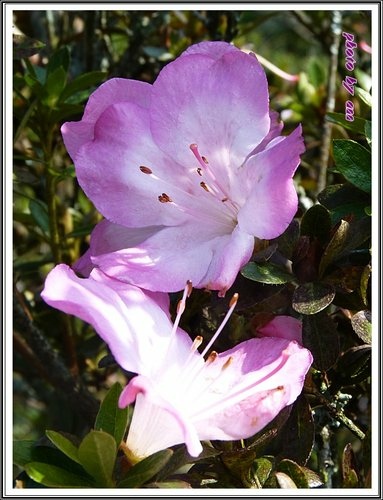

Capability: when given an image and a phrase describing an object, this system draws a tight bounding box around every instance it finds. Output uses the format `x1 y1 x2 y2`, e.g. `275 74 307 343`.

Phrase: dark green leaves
241 261 294 285
332 140 371 193
117 450 173 488
302 312 340 371
292 282 335 315
95 382 130 446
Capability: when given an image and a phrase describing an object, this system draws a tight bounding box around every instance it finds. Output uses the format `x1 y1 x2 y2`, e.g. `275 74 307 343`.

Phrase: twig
316 10 343 195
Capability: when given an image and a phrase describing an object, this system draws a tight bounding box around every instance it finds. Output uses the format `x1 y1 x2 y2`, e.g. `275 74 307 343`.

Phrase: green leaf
351 310 371 344
95 382 129 446
145 480 191 488
117 449 173 488
249 457 274 487
300 204 332 244
336 345 371 384
275 471 297 488
13 440 36 467
332 140 371 193
302 312 340 371
43 66 68 106
365 121 371 144
60 71 107 102
25 462 94 488
292 282 335 315
277 459 309 488
241 261 294 285
317 183 370 224
355 87 371 107
319 218 370 276
46 430 80 464
326 112 367 135
46 46 70 76
29 199 50 235
78 430 117 487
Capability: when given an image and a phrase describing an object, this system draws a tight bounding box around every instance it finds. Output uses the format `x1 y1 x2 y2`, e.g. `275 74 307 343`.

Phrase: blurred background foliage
13 9 372 489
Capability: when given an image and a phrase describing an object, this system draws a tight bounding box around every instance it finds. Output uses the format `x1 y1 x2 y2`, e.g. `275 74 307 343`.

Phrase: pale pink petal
237 126 305 239
40 264 189 376
150 49 270 182
257 316 303 343
62 78 151 161
120 379 203 458
201 225 255 296
91 222 228 292
192 338 312 440
74 102 191 227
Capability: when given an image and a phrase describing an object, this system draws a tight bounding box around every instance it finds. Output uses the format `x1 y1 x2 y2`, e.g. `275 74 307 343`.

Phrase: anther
201 156 208 164
158 193 172 203
229 293 239 308
191 335 203 352
186 280 193 297
196 168 203 176
221 197 228 202
206 351 218 364
200 181 210 193
222 356 234 371
139 165 153 174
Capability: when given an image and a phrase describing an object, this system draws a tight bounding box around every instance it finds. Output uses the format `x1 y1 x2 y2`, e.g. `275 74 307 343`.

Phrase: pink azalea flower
41 264 312 462
62 41 305 296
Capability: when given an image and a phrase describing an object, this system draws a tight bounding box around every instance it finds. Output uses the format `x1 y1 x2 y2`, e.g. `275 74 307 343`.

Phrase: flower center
139 143 239 228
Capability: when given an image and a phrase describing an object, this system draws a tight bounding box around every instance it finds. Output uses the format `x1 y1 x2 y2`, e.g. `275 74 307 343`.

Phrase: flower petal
201 225 255 296
192 337 312 441
41 264 190 376
120 378 202 459
150 49 270 182
74 102 191 227
256 315 303 343
237 125 305 239
181 40 238 60
61 78 151 161
91 222 224 292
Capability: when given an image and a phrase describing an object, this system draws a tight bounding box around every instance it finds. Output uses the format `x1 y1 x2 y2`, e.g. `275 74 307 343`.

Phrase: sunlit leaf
25 462 94 488
78 430 116 487
351 310 371 344
46 430 80 464
241 261 294 284
292 282 335 314
94 382 130 446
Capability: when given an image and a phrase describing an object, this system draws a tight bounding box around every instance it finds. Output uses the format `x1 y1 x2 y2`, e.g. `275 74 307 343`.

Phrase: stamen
158 193 172 203
222 356 234 371
221 197 228 202
139 165 153 174
200 293 239 358
191 335 203 353
186 280 193 297
206 351 218 365
171 281 192 337
189 143 239 215
200 181 210 193
196 168 203 176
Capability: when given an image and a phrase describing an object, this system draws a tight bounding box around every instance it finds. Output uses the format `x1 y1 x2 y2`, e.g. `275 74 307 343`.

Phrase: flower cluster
42 41 311 463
